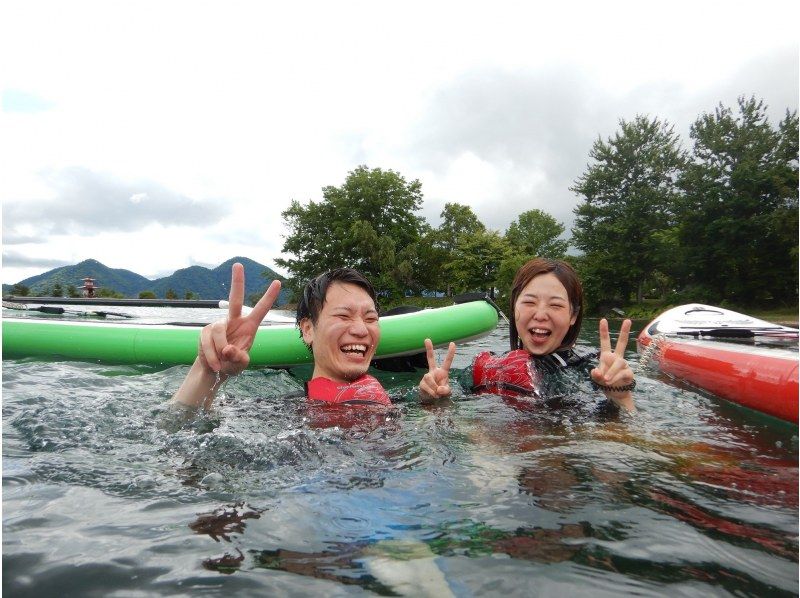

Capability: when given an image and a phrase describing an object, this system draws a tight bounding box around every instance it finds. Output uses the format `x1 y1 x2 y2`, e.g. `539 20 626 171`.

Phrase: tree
445 229 511 298
571 115 686 303
165 288 178 299
139 291 157 299
11 283 29 296
97 288 124 298
51 283 63 297
66 285 81 298
677 97 798 305
276 166 426 298
504 209 568 259
430 203 487 296
184 291 196 300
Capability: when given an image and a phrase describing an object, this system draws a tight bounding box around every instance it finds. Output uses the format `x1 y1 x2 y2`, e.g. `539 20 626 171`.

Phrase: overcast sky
2 0 797 284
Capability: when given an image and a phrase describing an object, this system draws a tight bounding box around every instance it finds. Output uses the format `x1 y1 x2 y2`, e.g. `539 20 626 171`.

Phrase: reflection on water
3 316 798 596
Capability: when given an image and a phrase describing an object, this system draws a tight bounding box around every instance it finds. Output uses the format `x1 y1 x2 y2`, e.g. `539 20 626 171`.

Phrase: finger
604 357 632 384
420 372 437 396
221 345 250 373
614 319 632 356
436 383 452 398
248 280 282 325
227 263 245 320
200 326 221 371
441 342 456 372
424 339 436 371
598 318 612 354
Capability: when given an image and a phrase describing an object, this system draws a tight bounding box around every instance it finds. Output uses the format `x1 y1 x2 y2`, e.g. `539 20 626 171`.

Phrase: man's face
300 282 381 382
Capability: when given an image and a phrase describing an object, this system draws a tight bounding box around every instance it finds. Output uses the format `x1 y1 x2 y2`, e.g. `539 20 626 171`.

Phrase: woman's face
514 272 577 356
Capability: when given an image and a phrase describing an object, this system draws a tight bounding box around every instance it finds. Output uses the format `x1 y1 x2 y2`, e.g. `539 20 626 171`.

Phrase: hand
419 339 456 402
197 263 282 377
591 318 636 411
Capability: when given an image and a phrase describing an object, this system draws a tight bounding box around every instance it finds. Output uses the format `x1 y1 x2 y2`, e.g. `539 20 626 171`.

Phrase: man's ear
299 318 314 346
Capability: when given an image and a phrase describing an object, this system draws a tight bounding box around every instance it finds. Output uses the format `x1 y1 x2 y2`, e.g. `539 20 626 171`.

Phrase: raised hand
591 318 636 411
172 263 281 409
419 339 456 402
197 263 282 376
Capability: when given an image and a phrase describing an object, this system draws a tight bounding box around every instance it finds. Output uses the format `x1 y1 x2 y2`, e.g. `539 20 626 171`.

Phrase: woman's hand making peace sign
419 339 456 403
590 318 636 412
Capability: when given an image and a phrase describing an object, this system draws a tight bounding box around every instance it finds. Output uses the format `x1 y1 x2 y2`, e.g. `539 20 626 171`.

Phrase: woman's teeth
530 328 551 337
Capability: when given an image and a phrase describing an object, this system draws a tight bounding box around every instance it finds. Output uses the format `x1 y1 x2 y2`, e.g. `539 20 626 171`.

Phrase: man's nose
350 319 369 336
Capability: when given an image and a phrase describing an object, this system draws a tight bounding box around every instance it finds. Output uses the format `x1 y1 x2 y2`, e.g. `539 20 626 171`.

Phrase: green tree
431 203 487 296
139 291 157 299
165 288 178 300
66 285 80 298
677 97 798 305
276 165 426 298
571 115 686 303
11 283 29 296
51 283 64 297
504 209 568 259
446 229 511 298
184 290 196 300
97 288 125 298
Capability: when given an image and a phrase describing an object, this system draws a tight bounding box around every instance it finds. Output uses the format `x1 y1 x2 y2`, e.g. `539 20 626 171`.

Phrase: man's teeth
342 344 368 354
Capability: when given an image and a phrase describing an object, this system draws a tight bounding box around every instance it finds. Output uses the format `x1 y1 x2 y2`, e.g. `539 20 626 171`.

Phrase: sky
1 0 798 285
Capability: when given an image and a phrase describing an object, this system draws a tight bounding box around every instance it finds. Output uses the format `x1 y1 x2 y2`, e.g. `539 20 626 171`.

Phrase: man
172 263 401 409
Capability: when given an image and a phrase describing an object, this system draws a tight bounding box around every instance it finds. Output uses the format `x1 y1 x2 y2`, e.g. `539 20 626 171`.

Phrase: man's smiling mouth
341 344 368 356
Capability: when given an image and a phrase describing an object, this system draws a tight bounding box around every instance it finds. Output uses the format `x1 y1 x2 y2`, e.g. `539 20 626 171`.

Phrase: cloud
2 167 232 237
2 250 72 269
407 48 799 234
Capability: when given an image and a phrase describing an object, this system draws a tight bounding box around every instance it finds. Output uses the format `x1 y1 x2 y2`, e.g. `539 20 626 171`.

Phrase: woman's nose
532 306 548 319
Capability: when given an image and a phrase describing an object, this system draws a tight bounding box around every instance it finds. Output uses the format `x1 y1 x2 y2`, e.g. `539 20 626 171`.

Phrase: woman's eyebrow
521 292 568 301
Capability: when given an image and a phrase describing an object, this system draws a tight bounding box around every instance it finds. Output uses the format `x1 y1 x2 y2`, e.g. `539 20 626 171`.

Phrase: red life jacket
305 374 391 406
472 349 542 398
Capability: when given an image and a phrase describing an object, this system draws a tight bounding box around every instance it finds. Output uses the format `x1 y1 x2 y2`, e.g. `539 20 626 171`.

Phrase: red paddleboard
637 304 798 423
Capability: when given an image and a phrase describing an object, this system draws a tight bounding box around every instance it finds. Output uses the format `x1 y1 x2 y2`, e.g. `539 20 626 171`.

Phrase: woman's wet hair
509 258 584 352
296 268 378 328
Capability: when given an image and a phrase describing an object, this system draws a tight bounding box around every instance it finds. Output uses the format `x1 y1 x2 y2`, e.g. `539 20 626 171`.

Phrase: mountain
4 259 152 297
3 257 291 305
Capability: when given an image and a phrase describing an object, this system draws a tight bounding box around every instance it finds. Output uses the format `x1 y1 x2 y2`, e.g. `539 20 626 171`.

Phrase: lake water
3 309 798 596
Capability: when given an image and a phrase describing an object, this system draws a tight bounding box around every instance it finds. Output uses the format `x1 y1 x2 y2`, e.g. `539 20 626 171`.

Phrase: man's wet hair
296 268 378 328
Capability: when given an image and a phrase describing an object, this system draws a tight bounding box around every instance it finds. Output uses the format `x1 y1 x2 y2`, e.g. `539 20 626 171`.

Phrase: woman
419 258 636 412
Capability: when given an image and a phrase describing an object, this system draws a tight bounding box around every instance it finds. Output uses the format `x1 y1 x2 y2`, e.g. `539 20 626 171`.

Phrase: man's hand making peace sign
172 263 281 409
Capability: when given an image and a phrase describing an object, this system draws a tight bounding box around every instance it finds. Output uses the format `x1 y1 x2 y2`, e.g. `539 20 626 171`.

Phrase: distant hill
3 257 290 305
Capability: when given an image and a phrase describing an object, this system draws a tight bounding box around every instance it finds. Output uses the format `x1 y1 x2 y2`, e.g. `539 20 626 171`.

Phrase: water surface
3 312 797 596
